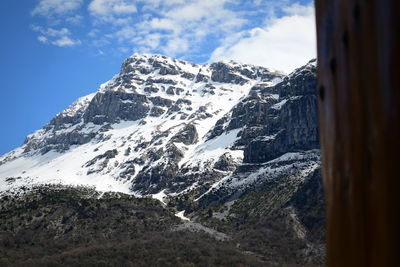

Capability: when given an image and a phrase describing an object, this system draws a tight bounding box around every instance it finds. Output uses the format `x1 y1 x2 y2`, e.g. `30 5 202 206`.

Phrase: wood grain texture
315 0 400 266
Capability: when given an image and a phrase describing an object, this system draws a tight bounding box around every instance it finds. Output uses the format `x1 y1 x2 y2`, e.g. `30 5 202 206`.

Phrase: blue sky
0 0 315 155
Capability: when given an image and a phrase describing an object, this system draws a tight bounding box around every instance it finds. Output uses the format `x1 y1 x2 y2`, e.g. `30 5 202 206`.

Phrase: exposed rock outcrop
242 60 319 163
84 91 150 124
171 124 198 145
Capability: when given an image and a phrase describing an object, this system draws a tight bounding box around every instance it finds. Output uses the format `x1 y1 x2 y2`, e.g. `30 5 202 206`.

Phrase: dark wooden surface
315 0 400 266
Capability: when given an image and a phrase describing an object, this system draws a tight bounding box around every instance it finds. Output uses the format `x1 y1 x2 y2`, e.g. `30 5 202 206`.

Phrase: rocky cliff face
243 59 319 163
0 54 324 264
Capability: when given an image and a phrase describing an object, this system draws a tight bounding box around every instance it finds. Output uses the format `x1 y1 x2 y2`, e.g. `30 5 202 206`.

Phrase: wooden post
315 0 400 266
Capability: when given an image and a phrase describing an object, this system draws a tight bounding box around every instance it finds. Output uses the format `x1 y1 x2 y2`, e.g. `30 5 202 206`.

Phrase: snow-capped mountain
0 53 319 204
0 53 325 264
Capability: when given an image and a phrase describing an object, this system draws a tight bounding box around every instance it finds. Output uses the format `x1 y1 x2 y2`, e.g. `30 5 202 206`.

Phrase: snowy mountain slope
0 55 320 211
185 59 320 207
0 53 287 196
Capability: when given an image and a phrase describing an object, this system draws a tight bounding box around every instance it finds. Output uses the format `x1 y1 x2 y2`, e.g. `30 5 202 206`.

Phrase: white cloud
31 0 84 46
32 0 83 17
30 0 316 64
132 33 162 50
46 27 71 37
148 18 179 33
128 0 246 56
52 36 81 47
283 2 314 16
79 0 247 57
112 26 136 42
163 37 190 56
32 25 81 47
160 0 244 32
38 36 48 43
209 3 316 73
164 0 224 21
88 0 137 23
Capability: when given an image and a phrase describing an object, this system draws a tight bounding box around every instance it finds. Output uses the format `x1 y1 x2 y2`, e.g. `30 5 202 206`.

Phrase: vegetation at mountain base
0 182 324 266
0 185 273 267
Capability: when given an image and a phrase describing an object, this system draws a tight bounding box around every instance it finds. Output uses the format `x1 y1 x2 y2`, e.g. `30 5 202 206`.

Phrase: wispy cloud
38 35 48 43
126 0 247 57
52 36 81 47
32 25 81 47
31 0 83 17
88 0 137 24
30 0 316 68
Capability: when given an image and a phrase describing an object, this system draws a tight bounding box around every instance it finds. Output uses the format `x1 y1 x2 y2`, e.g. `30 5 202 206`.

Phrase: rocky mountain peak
1 54 317 198
121 53 200 78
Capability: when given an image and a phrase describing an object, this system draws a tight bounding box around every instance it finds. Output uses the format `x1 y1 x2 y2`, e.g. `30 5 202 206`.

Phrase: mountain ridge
0 53 288 194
